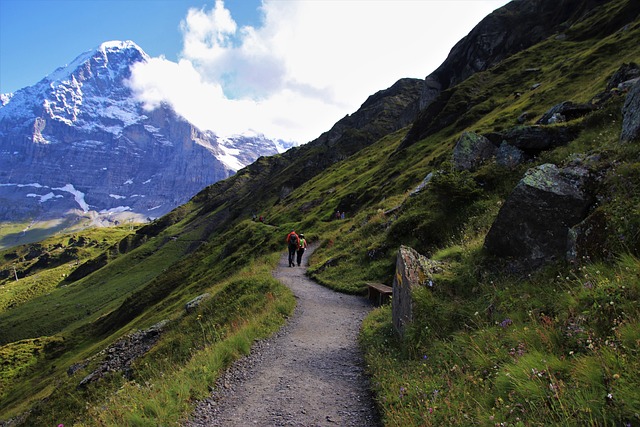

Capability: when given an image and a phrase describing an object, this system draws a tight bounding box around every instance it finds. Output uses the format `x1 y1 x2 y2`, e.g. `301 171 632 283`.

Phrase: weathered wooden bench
366 282 393 306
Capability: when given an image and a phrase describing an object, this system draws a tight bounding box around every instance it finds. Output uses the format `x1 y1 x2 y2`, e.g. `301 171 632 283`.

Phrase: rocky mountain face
186 0 638 233
185 77 424 231
0 41 285 224
418 0 609 110
404 0 640 147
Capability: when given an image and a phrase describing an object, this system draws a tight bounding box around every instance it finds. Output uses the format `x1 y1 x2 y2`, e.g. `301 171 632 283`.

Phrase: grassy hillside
1 0 639 425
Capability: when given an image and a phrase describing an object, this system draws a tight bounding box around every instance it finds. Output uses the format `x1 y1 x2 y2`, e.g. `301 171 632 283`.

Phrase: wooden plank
366 282 392 306
366 282 392 293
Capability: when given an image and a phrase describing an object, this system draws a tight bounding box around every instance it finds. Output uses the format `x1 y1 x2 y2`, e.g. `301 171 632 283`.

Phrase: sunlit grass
19 253 296 426
361 249 640 426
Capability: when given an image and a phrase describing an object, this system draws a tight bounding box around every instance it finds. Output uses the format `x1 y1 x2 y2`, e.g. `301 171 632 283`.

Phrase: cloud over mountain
127 0 509 144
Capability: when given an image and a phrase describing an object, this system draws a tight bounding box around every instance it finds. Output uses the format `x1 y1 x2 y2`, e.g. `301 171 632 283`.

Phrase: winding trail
186 244 380 426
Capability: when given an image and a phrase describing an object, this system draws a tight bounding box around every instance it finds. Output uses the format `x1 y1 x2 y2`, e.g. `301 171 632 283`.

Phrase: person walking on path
185 244 380 427
285 229 299 267
296 233 307 266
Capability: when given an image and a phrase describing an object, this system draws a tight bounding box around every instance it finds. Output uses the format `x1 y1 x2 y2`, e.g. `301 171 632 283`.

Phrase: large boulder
484 163 594 268
452 131 497 171
591 63 640 106
621 79 640 143
392 246 443 337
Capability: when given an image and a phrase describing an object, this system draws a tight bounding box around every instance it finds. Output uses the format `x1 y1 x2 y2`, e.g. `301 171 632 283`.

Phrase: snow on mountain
0 40 286 224
274 139 299 153
0 93 12 106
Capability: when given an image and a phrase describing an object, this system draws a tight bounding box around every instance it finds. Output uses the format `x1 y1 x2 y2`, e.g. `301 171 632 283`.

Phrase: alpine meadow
1 0 640 426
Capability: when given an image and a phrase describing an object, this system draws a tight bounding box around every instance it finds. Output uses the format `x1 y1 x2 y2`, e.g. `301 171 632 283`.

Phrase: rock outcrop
451 124 581 172
75 320 168 388
621 79 640 143
606 62 640 92
486 125 579 154
536 101 596 125
401 0 636 149
484 163 594 268
392 246 442 337
452 131 496 171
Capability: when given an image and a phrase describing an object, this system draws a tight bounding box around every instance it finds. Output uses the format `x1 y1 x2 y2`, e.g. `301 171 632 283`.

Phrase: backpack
288 233 299 248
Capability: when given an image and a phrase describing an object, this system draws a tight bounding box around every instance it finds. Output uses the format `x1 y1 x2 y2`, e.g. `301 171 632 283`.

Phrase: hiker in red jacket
286 230 299 267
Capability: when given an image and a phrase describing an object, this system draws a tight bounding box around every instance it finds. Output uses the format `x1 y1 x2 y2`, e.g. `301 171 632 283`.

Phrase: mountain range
0 40 292 231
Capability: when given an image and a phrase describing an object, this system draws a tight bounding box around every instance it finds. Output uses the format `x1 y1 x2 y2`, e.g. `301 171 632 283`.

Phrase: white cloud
181 1 238 62
129 0 509 144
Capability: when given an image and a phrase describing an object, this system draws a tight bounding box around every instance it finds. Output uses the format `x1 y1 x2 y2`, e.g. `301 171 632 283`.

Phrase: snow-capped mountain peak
0 40 286 225
45 40 149 87
99 40 147 56
0 40 149 129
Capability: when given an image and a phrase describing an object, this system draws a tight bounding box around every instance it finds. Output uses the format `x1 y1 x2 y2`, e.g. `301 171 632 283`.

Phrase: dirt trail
185 245 380 426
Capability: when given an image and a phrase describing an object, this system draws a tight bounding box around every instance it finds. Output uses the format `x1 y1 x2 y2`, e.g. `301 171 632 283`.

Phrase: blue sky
0 0 262 93
0 0 511 143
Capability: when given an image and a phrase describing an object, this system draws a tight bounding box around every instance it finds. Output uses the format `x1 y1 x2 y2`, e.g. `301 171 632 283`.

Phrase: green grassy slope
0 0 639 425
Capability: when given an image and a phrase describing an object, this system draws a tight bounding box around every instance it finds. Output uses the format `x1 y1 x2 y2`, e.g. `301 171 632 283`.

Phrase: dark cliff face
273 78 424 185
403 0 640 149
189 77 424 227
420 0 606 110
307 78 423 158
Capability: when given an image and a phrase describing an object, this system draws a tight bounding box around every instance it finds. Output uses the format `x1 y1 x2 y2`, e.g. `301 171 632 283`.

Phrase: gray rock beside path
392 246 443 337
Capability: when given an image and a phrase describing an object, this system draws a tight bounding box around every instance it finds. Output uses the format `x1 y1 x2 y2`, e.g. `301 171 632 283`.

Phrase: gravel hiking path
185 244 381 427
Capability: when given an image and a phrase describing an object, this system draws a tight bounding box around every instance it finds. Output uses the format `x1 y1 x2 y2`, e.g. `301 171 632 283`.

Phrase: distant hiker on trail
296 233 308 266
286 230 299 267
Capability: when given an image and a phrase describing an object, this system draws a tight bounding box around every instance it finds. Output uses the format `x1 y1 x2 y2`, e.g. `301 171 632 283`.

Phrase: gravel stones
185 245 380 426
